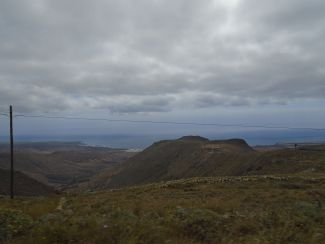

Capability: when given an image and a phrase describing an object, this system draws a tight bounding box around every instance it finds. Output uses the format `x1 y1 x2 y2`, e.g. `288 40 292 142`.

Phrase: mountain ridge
86 136 325 189
89 136 255 189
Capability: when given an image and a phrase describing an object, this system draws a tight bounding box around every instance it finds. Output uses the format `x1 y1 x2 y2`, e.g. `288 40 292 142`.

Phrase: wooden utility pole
10 105 14 199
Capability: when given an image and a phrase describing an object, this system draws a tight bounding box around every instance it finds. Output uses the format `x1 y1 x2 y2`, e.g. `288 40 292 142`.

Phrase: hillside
89 136 325 189
1 174 324 243
0 169 54 196
0 142 136 187
1 138 325 243
91 136 255 188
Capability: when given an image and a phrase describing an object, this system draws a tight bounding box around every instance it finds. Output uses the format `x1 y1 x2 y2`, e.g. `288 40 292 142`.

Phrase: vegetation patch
0 208 33 241
0 174 324 243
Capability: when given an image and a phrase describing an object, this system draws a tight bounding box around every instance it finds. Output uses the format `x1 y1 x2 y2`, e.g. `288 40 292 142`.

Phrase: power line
13 113 325 131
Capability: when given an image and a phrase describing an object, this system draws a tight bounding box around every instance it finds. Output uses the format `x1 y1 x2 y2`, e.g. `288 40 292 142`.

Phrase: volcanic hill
90 136 257 188
86 136 325 190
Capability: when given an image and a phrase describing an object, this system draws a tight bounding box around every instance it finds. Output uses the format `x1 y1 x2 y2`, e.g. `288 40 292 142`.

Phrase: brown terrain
0 142 136 189
86 136 325 189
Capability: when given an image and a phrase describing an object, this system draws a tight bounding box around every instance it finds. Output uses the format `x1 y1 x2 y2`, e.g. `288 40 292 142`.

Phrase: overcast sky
0 0 325 137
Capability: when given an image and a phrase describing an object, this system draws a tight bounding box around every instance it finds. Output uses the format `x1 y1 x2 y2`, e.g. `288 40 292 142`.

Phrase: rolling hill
88 136 325 189
0 142 136 187
0 169 54 196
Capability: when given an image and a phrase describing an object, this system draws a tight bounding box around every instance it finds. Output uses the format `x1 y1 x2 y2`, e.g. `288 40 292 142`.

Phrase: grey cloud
191 93 252 108
80 95 175 114
0 0 325 113
236 0 325 32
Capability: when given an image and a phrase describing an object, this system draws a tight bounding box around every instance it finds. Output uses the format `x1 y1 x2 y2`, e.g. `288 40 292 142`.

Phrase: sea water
1 129 325 149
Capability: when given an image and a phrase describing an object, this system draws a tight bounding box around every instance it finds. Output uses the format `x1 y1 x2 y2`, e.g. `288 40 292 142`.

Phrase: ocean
1 129 325 149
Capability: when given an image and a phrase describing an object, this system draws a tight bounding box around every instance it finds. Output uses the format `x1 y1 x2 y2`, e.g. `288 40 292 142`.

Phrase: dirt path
56 196 67 211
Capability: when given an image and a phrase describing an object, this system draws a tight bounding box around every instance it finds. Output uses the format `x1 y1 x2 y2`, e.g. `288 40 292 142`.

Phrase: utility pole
10 105 14 199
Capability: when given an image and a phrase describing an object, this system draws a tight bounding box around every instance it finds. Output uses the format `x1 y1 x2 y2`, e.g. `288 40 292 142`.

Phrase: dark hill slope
0 169 54 196
90 137 325 189
0 145 136 187
103 137 256 188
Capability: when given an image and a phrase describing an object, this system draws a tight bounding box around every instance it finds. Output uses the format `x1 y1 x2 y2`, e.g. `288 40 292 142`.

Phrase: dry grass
1 174 324 243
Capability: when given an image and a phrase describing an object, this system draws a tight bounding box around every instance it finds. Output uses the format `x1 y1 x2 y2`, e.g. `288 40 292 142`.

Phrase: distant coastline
1 129 325 149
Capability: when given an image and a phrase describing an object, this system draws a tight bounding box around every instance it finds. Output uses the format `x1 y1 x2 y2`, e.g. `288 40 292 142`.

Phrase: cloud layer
1 0 325 113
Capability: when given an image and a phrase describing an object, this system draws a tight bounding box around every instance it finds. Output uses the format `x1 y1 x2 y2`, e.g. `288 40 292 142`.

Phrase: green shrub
294 201 325 223
0 208 33 241
174 207 225 242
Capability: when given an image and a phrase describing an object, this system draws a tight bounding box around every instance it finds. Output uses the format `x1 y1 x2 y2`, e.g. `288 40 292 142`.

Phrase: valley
0 142 136 188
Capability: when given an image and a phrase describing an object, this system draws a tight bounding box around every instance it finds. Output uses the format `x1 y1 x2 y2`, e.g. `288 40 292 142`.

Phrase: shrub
294 201 325 223
174 207 225 242
0 208 33 241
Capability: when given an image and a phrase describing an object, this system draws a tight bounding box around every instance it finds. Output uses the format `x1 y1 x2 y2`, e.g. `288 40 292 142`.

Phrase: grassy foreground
1 175 325 243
